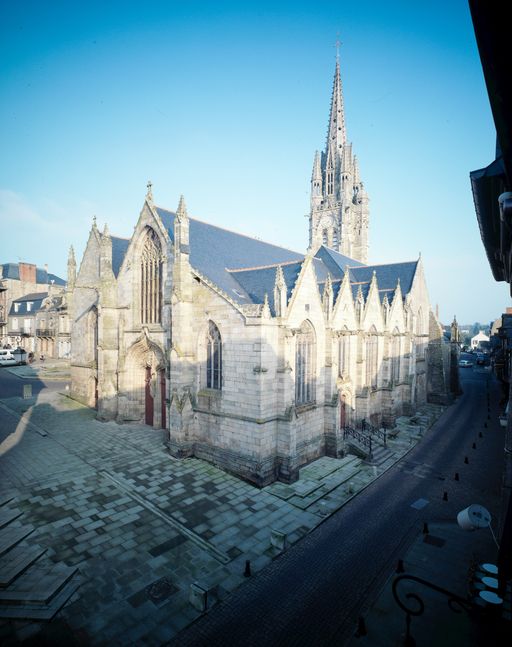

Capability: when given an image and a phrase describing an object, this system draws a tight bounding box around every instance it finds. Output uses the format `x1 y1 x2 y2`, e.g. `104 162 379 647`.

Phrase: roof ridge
227 259 304 273
350 259 418 268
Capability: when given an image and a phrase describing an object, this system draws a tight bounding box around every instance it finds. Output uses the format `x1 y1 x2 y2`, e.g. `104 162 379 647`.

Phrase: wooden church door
145 366 154 426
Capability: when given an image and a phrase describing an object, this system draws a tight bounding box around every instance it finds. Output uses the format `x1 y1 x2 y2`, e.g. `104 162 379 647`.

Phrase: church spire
325 56 346 161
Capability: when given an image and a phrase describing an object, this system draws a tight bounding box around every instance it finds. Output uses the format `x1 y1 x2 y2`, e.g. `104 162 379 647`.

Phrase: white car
0 349 17 366
459 359 473 368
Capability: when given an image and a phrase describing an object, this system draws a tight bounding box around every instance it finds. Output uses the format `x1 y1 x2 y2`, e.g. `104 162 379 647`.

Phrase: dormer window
26 302 32 312
14 303 19 313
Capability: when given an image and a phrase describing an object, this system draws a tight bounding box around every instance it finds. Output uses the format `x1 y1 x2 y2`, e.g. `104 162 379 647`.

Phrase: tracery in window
366 330 378 389
140 228 162 324
296 321 316 405
391 333 400 383
206 321 222 390
322 229 329 245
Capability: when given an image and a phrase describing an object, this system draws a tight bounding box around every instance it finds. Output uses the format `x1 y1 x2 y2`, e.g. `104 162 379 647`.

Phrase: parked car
459 359 473 368
476 353 486 365
0 347 27 366
0 349 18 366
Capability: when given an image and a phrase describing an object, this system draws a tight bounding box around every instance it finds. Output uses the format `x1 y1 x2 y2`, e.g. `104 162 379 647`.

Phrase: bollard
396 559 405 573
443 491 448 501
479 432 483 438
355 616 367 637
422 522 429 534
472 442 477 450
484 422 488 428
454 472 460 481
464 456 469 464
244 560 251 577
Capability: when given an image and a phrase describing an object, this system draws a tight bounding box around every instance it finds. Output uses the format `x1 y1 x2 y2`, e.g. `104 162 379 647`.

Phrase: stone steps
365 444 394 466
0 575 80 621
0 544 47 588
0 498 80 621
0 562 78 606
0 525 35 557
0 508 23 529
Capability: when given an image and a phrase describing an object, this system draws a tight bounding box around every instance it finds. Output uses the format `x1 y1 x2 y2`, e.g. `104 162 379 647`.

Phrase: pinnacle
176 194 188 220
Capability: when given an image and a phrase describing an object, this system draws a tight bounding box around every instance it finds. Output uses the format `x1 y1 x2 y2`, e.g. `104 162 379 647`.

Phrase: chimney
19 262 36 283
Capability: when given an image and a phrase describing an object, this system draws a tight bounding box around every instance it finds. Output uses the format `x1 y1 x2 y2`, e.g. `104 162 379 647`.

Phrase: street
0 367 65 400
172 366 504 646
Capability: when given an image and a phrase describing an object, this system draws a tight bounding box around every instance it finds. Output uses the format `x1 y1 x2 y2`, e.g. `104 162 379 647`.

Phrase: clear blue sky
0 0 506 324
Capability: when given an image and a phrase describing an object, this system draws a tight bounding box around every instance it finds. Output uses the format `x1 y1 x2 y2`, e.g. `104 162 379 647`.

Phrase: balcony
36 328 56 337
7 330 30 337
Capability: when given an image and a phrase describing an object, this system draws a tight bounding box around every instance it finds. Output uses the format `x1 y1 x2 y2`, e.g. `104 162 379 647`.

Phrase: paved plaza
0 368 444 645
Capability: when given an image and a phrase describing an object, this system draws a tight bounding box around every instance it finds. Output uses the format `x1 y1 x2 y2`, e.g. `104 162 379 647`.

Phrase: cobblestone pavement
0 375 454 645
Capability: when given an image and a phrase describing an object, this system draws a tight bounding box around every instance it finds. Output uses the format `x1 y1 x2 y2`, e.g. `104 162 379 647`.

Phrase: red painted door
159 369 166 429
339 394 346 429
145 366 154 426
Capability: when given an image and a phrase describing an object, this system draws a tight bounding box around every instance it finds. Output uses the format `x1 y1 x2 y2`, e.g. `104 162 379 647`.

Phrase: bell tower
309 53 369 262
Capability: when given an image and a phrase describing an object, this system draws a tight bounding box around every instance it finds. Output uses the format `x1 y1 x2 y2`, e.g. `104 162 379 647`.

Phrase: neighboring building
0 262 66 345
469 0 512 591
6 293 48 352
471 329 490 349
36 293 71 359
70 57 449 486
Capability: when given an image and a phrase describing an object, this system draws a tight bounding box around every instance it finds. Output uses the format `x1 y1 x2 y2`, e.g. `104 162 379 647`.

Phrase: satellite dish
457 504 491 531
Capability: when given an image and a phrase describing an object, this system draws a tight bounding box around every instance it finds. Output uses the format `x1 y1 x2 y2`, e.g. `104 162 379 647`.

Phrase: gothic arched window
416 308 424 358
322 229 329 245
140 229 162 324
391 333 400 384
366 331 378 389
332 229 338 247
296 321 316 405
206 321 222 390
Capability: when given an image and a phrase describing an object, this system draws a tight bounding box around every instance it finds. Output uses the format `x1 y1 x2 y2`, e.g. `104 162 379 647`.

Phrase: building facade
0 262 66 348
70 59 448 486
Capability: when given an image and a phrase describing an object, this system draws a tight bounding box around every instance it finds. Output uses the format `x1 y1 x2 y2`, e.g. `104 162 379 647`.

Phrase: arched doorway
121 335 167 428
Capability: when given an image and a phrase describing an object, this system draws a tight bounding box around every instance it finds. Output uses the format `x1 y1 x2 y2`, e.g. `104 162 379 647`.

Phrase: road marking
410 498 429 510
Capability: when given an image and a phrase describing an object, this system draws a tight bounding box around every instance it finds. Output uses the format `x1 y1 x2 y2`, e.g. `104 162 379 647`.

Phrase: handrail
361 418 387 447
343 426 372 455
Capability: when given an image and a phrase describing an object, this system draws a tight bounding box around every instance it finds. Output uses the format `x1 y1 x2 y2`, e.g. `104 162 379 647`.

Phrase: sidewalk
0 388 444 645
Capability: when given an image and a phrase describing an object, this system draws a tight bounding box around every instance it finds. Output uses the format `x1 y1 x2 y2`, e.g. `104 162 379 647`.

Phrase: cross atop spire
146 180 153 202
335 33 341 63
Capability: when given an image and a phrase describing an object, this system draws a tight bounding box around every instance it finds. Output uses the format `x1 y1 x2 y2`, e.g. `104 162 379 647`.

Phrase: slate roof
228 261 303 314
156 207 303 303
1 263 65 286
111 237 130 277
349 261 418 295
119 207 419 312
9 292 48 315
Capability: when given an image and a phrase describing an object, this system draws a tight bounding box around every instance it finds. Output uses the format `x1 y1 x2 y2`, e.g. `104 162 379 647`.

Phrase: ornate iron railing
361 418 387 447
343 426 373 459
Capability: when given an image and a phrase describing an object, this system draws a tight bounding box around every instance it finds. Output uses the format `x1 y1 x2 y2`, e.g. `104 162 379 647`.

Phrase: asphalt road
171 368 503 647
0 367 65 400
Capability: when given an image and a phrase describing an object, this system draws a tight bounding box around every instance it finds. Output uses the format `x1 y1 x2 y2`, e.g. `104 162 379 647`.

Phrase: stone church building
70 59 448 486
